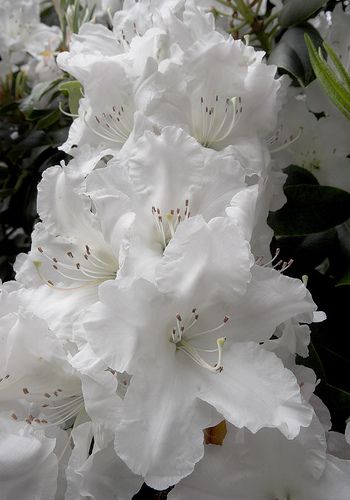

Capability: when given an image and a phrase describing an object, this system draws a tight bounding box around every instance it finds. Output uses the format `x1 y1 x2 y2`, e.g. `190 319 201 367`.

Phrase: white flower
15 155 131 340
273 90 350 191
0 0 61 78
58 56 157 154
58 0 214 81
168 416 349 500
80 225 317 487
86 126 250 282
142 32 282 152
0 285 83 428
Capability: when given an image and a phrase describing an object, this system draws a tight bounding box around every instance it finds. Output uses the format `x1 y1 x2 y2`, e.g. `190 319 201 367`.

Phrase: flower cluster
0 0 61 85
1 1 350 499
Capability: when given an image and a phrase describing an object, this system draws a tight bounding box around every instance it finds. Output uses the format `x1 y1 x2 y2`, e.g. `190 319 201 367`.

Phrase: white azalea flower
58 0 214 89
142 33 281 152
86 126 251 282
273 91 350 191
0 286 83 428
0 0 61 78
168 416 350 500
58 56 157 154
80 223 317 487
15 156 131 340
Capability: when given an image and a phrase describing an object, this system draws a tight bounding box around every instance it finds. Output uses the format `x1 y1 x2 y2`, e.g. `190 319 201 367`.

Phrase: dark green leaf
336 267 350 287
269 24 324 85
284 165 319 186
268 185 350 236
36 109 61 129
278 0 327 28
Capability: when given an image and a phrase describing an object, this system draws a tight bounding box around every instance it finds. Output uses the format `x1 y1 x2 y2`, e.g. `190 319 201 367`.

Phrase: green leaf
269 24 324 85
36 109 61 129
336 267 350 287
268 185 350 236
305 35 350 120
278 0 327 28
59 80 82 115
324 42 350 92
284 165 319 187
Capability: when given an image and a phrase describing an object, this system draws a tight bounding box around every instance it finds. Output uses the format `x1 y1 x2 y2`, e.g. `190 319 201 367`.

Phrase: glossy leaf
284 165 319 187
269 24 324 85
278 0 327 28
268 185 350 236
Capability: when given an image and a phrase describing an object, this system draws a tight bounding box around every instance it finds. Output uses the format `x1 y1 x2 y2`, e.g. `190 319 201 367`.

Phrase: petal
114 356 216 490
228 265 316 343
157 216 252 301
198 342 313 438
0 415 58 500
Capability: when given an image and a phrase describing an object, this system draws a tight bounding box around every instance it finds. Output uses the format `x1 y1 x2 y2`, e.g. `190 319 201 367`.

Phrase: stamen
186 316 229 340
170 310 228 373
33 242 117 291
152 200 191 250
257 249 294 273
31 395 84 429
83 99 134 145
192 95 243 148
269 126 303 153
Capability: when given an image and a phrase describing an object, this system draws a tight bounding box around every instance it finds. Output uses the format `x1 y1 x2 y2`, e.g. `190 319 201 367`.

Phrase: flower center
152 199 191 250
34 244 118 291
0 373 84 429
170 309 229 373
85 99 134 146
190 94 243 148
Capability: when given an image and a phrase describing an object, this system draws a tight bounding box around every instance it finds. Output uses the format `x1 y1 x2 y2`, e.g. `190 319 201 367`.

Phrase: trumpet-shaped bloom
273 91 350 191
86 126 251 283
142 33 281 152
0 286 83 429
0 0 61 78
80 218 317 488
15 157 132 340
168 417 349 500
